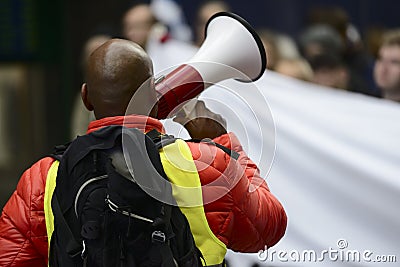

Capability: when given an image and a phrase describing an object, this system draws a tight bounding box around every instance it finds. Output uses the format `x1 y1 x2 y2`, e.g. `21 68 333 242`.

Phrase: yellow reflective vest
44 139 226 266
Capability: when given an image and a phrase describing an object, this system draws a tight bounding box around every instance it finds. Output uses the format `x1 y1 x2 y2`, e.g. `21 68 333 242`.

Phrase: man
308 53 350 90
373 29 400 102
0 39 287 266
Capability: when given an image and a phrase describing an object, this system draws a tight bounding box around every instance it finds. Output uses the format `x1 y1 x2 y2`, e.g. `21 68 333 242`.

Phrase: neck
87 115 164 135
383 89 400 102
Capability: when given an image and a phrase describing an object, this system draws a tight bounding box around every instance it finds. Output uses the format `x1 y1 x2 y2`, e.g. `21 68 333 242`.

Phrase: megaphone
155 12 266 119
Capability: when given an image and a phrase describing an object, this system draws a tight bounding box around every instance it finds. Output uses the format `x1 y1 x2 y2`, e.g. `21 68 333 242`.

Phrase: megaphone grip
156 64 205 119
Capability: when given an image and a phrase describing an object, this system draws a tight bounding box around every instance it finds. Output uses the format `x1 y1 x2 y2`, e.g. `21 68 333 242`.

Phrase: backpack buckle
151 230 166 243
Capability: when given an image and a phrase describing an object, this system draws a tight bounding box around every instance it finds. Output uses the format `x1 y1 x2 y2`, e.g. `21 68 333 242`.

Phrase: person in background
122 3 156 49
70 34 111 138
257 28 312 81
274 33 302 62
122 2 197 74
308 53 350 90
299 24 377 96
298 24 345 63
301 6 380 97
150 0 193 43
275 57 314 82
194 0 231 47
373 29 400 102
257 28 281 71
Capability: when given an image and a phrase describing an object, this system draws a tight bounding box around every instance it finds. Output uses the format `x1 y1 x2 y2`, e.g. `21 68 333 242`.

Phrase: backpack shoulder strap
186 138 240 160
146 129 177 149
49 142 71 161
51 193 83 258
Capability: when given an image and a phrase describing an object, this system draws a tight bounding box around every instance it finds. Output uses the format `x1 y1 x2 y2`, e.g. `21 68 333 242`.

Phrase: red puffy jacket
0 115 287 266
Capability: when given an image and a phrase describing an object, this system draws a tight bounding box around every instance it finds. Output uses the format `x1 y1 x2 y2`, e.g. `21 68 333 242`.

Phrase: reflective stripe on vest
44 160 59 255
159 139 227 266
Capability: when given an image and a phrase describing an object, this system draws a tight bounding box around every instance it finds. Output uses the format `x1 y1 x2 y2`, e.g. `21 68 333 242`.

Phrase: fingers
172 100 227 139
173 100 226 126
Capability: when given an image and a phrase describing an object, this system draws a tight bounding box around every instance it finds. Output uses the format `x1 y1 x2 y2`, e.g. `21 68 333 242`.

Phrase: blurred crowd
71 0 400 139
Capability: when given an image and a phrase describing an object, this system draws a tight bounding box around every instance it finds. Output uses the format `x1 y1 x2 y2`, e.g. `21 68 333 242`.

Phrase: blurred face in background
374 44 400 91
123 4 155 48
195 1 230 46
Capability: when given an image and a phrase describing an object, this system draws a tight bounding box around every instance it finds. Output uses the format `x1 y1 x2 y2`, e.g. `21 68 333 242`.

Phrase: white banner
164 70 400 266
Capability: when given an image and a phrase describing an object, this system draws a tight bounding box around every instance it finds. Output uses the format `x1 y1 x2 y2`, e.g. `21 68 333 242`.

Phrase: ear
81 83 94 111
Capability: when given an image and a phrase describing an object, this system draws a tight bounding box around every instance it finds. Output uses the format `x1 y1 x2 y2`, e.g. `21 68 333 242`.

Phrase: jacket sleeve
190 133 287 253
0 157 54 267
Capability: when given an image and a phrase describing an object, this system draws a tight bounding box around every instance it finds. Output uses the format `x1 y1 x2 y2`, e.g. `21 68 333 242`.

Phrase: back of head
308 53 345 71
299 24 344 59
309 53 349 89
84 38 155 119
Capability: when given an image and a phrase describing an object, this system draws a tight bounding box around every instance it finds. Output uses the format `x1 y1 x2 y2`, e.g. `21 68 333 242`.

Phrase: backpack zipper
74 174 108 217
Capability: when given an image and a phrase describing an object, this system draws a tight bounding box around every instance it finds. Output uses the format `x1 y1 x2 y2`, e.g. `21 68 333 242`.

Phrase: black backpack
48 125 203 267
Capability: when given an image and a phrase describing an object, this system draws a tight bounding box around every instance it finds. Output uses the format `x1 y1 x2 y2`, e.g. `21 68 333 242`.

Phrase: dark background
0 0 399 208
182 0 400 37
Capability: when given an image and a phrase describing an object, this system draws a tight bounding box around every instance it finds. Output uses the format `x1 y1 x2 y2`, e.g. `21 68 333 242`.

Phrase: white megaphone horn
156 12 266 119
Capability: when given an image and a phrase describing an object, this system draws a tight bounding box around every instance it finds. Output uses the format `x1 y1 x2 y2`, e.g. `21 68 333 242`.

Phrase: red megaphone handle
156 64 205 119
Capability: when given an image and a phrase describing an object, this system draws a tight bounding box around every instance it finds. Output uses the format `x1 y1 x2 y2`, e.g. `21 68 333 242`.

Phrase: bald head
82 38 157 119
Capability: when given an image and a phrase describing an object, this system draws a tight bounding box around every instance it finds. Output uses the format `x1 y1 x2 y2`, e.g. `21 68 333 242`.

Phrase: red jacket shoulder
186 133 287 252
0 157 55 266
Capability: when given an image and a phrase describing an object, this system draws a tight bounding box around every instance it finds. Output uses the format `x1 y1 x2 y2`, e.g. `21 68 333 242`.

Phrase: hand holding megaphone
155 12 266 119
173 100 227 139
